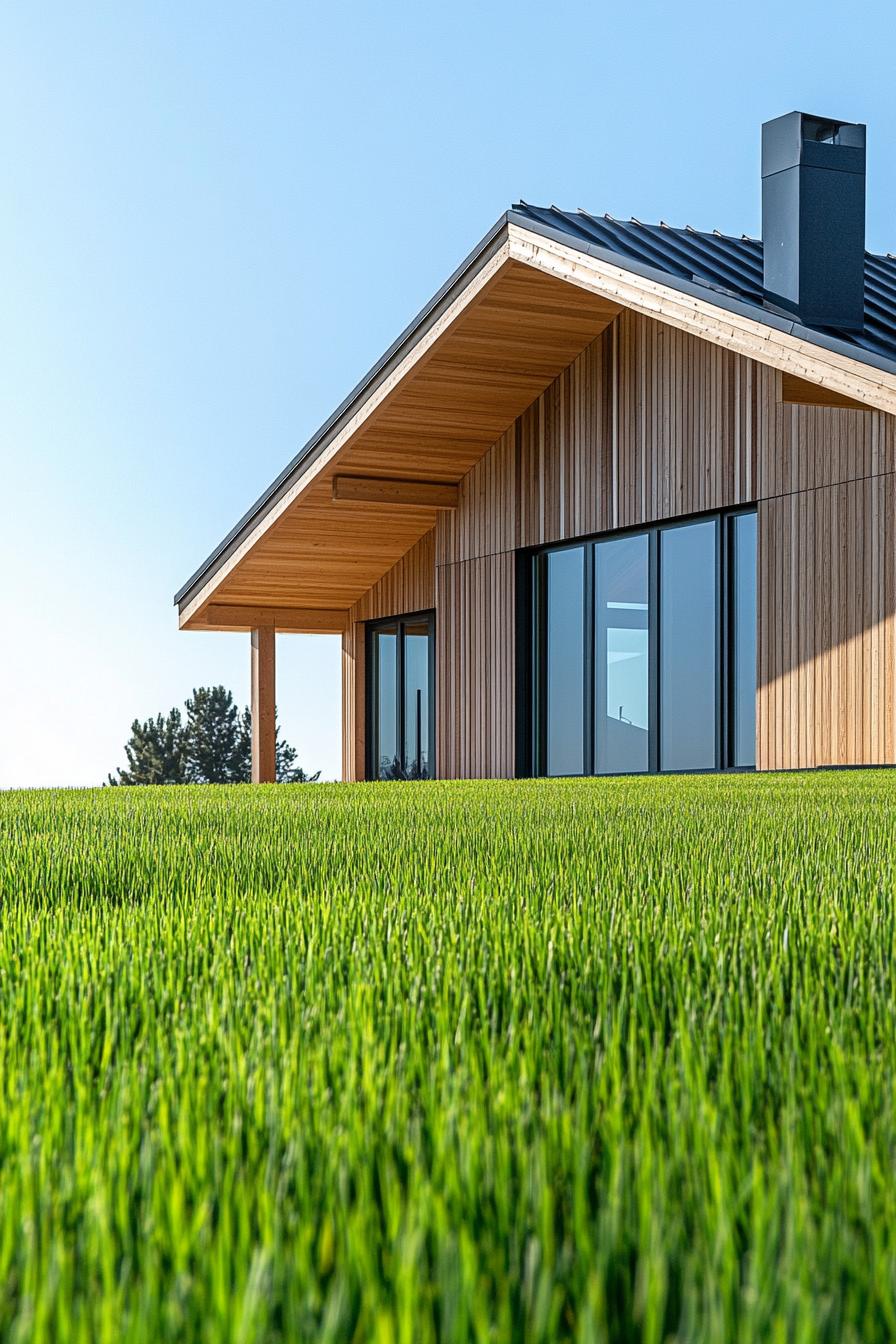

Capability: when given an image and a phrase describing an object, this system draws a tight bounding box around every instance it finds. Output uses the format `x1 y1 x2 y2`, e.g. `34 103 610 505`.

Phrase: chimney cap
762 111 866 178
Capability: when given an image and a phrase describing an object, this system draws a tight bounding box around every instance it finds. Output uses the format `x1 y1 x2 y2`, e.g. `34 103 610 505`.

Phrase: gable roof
512 204 896 373
176 207 896 627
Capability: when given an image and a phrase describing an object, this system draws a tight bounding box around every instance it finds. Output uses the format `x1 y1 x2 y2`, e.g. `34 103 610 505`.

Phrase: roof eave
174 211 515 610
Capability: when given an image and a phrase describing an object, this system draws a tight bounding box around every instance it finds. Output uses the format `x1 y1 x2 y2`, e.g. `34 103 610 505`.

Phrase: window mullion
429 615 436 779
720 515 730 770
397 620 406 776
585 544 595 776
649 529 660 774
718 519 725 770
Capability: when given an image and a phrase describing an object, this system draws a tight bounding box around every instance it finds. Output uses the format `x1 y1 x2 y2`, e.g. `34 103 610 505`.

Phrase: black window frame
365 610 436 781
520 507 757 778
725 510 759 770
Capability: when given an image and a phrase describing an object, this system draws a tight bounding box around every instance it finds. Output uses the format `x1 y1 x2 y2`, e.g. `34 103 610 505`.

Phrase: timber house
176 112 896 782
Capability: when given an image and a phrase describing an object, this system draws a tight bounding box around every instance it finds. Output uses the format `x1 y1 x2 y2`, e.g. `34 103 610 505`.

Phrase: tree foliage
107 709 188 786
184 686 247 784
275 726 320 783
108 687 319 785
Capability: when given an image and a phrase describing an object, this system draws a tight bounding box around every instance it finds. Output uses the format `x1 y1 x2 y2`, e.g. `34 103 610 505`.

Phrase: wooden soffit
180 247 621 628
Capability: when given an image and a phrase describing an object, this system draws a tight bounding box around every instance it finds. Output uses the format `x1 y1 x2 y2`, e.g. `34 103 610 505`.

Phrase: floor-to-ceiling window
595 532 650 774
545 546 586 776
729 511 758 769
366 612 435 780
659 520 718 771
531 509 756 775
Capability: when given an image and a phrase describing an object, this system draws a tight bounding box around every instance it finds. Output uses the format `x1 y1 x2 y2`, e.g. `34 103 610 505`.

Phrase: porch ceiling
180 256 620 629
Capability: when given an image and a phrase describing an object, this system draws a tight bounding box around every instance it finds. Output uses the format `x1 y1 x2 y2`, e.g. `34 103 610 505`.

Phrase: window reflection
660 521 717 771
731 513 757 767
369 616 433 780
533 509 755 776
404 622 431 779
595 533 649 773
546 547 585 775
374 626 398 779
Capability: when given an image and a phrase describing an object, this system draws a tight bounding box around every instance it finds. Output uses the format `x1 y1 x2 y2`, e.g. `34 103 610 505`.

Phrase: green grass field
1 774 896 1342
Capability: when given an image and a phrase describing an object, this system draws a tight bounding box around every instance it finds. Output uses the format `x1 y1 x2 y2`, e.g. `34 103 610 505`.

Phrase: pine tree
234 706 321 782
276 726 321 783
234 707 252 782
233 704 320 782
109 688 320 784
107 709 187 785
184 686 245 783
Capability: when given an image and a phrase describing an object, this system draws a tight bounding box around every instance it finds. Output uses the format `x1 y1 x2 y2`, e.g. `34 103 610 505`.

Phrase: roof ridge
513 206 895 257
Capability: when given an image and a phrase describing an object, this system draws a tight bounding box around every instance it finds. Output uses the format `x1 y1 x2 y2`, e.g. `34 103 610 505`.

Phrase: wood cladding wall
342 307 896 779
437 311 762 567
758 476 896 769
436 552 516 780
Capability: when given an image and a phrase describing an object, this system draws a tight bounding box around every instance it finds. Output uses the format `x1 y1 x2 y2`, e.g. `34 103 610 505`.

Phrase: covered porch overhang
178 250 622 631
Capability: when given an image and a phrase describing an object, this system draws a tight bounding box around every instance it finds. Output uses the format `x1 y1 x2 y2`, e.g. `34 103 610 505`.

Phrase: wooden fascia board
507 223 896 417
178 237 513 626
332 476 459 509
182 604 349 633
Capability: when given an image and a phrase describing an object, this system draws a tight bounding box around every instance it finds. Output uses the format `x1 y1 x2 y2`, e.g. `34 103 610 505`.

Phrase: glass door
403 619 432 779
545 546 586 776
367 612 435 780
659 519 719 771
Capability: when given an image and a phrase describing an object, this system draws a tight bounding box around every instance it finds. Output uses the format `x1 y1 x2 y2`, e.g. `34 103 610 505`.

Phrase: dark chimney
761 111 866 330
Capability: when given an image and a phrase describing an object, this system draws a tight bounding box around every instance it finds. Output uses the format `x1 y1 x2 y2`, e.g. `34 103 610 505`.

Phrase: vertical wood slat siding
436 315 894 574
435 552 515 779
757 474 896 769
436 310 771 568
343 306 896 779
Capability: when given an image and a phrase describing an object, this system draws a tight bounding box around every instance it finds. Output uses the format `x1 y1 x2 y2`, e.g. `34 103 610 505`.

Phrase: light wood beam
190 605 348 633
332 476 459 509
250 628 276 784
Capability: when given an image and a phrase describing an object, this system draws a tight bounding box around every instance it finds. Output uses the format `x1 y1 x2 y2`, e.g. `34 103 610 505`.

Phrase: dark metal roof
511 203 896 367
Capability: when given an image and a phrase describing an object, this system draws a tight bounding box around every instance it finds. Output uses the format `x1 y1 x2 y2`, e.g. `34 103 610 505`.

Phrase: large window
595 533 650 774
366 612 435 780
730 512 758 768
660 520 718 771
531 510 756 775
545 546 586 775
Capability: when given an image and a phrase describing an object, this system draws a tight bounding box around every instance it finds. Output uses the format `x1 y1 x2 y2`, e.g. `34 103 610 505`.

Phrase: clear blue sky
1 1 893 787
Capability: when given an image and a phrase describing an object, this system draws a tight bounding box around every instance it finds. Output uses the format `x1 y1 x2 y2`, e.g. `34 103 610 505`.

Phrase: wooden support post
250 627 276 783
